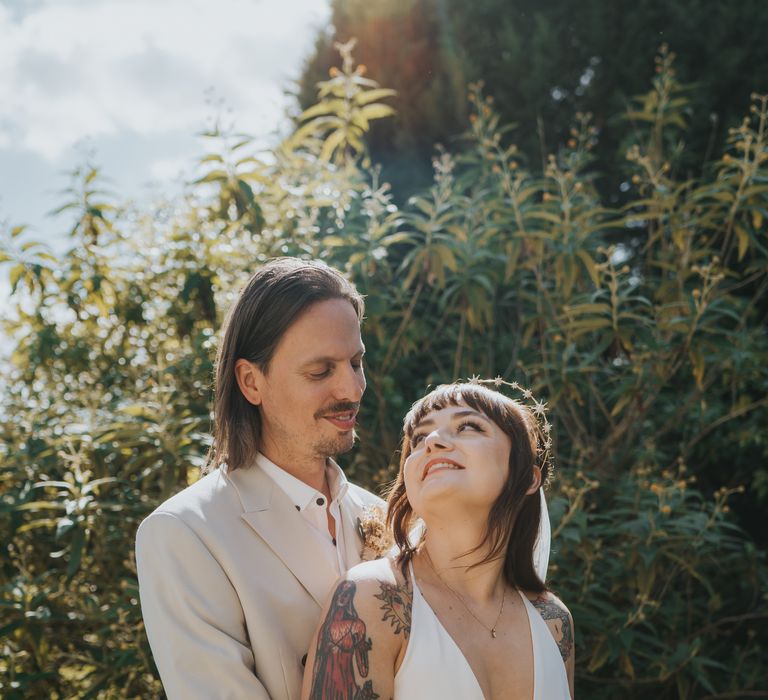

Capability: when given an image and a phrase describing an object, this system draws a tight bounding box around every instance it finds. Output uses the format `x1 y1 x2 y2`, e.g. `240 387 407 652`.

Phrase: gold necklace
422 547 507 639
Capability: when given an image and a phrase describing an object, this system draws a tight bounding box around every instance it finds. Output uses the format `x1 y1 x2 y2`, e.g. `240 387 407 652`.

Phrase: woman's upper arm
531 591 575 698
301 572 410 700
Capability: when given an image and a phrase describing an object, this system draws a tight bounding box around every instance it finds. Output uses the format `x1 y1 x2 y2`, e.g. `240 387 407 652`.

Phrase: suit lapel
339 487 368 569
227 465 339 608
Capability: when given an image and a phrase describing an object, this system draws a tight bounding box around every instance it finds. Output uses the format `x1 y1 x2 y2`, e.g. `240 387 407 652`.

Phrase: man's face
249 298 366 470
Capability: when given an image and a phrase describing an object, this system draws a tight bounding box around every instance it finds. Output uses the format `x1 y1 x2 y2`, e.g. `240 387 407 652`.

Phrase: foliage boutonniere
356 505 394 561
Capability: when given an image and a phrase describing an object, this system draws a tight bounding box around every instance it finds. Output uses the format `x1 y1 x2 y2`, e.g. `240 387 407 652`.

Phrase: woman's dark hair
205 258 364 473
386 381 552 592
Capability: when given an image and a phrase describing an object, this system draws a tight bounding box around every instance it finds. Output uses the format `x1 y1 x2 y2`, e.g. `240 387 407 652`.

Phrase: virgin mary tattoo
309 580 378 700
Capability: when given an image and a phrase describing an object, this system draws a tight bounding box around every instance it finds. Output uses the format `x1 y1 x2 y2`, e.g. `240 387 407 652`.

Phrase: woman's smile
422 458 465 480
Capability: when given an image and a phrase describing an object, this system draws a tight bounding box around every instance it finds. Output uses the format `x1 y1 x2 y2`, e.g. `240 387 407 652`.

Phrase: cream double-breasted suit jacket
135 460 384 699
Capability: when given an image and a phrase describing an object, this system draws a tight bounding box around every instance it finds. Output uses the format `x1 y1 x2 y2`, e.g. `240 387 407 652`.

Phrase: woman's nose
424 430 450 451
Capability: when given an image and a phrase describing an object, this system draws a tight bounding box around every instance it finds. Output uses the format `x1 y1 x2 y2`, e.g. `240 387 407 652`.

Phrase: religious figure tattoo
374 581 412 639
532 594 573 663
309 580 379 700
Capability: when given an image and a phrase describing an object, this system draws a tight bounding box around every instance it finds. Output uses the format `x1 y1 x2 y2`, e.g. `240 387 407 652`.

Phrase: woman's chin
419 472 463 494
415 481 500 518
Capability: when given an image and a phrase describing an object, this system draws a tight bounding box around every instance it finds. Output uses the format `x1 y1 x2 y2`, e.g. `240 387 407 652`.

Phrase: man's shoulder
138 468 237 533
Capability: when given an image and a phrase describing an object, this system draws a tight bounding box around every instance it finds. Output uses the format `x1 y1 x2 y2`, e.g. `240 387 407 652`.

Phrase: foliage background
2 13 767 700
298 0 768 204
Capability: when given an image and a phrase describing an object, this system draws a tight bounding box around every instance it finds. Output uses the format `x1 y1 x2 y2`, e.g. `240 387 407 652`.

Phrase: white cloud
0 0 331 160
148 155 193 181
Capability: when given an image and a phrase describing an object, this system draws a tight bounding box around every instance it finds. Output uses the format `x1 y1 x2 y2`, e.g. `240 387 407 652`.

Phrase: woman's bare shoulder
346 555 403 585
523 589 574 664
523 589 570 613
343 556 413 637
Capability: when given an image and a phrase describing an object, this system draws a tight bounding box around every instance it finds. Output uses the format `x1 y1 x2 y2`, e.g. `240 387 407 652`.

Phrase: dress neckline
406 560 537 700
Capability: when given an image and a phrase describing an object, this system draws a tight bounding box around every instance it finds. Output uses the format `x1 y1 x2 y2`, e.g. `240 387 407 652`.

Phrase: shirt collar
256 452 349 511
326 458 350 502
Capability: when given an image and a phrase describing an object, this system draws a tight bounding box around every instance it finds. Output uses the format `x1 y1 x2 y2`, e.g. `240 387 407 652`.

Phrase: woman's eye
457 420 484 434
411 434 425 447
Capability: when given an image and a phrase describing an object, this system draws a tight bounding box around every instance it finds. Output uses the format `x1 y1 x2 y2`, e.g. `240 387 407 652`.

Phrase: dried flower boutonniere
356 505 394 561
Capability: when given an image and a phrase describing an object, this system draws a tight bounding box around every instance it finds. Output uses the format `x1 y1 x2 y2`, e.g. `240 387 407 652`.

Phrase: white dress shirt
256 452 350 576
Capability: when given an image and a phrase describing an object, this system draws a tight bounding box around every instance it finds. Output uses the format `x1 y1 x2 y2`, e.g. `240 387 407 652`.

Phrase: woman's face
403 401 512 518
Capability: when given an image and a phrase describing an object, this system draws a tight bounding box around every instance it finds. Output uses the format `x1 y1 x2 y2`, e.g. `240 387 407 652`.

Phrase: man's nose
333 362 365 401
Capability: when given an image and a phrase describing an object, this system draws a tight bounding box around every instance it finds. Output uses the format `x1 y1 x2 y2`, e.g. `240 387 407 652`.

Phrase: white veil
532 489 551 582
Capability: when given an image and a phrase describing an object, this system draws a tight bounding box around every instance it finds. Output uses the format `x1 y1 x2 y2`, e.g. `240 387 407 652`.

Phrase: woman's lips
422 458 464 480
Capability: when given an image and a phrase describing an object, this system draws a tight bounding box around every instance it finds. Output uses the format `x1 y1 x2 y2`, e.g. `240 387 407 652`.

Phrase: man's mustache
314 402 360 419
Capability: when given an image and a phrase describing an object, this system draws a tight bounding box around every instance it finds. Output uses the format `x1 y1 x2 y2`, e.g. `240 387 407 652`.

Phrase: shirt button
316 497 324 506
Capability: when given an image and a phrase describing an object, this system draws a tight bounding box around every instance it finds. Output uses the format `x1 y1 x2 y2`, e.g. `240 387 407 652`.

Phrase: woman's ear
525 466 542 495
234 358 264 406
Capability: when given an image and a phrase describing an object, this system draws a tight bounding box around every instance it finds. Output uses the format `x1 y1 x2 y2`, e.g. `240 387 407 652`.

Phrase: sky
0 0 332 250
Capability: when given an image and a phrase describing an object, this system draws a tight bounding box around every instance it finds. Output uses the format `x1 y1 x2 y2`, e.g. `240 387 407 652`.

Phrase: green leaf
193 169 229 185
9 262 25 294
359 104 396 121
67 526 86 579
576 250 601 288
319 128 347 162
611 392 634 417
734 224 750 261
299 100 345 122
565 303 611 316
433 244 458 271
353 88 397 106
56 516 76 539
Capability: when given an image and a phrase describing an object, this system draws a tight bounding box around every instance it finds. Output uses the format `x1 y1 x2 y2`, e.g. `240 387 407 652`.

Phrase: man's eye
310 369 332 379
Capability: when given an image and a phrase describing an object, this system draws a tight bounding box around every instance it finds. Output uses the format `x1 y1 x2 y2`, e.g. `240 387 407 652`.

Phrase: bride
301 379 574 700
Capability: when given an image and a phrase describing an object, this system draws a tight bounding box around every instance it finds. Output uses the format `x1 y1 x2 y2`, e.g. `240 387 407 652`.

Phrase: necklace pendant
491 629 497 639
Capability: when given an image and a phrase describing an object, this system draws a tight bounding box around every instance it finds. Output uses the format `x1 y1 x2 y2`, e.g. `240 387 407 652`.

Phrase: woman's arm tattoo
374 581 412 639
532 595 574 662
308 581 379 700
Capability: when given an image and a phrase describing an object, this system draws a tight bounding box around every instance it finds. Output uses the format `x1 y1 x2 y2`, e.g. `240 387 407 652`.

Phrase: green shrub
1 45 766 698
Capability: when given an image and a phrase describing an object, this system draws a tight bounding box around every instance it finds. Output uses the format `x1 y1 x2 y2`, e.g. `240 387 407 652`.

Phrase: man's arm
136 511 271 699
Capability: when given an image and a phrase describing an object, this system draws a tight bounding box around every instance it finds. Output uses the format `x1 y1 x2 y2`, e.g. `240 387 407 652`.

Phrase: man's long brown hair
386 381 551 592
205 258 364 473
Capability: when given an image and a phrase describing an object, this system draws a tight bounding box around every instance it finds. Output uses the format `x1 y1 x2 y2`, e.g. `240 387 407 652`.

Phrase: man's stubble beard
260 406 359 463
312 428 358 460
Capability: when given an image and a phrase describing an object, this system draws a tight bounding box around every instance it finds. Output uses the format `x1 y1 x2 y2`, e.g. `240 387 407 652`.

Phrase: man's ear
234 359 264 406
525 466 542 495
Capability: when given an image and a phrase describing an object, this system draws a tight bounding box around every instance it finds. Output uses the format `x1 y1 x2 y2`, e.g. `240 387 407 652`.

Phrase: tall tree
297 0 768 201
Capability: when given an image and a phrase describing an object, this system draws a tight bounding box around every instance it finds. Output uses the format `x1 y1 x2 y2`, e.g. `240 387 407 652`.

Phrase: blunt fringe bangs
386 381 551 593
205 258 364 473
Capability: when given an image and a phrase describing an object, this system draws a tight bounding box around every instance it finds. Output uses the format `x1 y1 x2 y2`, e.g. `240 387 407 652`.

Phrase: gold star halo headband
464 375 555 482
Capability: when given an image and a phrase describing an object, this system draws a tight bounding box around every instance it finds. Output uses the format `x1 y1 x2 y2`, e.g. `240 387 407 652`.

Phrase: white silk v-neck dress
394 563 571 699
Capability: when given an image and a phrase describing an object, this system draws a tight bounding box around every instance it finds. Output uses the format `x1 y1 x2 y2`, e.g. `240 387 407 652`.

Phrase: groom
136 258 384 699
